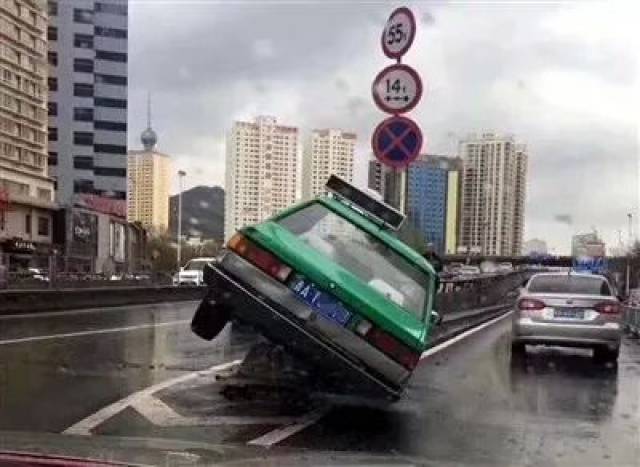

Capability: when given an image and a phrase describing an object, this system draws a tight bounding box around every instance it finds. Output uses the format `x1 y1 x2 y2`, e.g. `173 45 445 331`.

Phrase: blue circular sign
371 116 424 169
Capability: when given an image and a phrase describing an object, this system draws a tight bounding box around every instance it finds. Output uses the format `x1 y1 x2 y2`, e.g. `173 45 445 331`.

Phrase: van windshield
278 203 430 319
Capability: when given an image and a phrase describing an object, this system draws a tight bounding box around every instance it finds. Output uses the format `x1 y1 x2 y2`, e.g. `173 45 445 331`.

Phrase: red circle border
371 116 424 169
381 7 417 59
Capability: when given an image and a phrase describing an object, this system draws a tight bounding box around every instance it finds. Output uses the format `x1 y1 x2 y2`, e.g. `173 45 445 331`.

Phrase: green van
192 176 438 400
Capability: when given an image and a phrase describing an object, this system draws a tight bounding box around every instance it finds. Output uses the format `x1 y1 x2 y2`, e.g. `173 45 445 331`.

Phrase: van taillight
594 301 621 314
365 327 420 370
227 233 292 282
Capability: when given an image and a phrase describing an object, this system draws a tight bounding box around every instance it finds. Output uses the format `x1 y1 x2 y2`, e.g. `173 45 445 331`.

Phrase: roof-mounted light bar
325 174 405 230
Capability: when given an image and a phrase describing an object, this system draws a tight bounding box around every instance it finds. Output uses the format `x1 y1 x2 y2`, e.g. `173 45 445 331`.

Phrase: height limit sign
372 6 424 169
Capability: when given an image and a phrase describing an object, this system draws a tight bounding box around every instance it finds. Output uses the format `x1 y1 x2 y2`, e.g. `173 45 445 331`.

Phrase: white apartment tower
302 128 356 199
0 0 56 256
47 0 128 205
224 116 299 241
458 133 528 256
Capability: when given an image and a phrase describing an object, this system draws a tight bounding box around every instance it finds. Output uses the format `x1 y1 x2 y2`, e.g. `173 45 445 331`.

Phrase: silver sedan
511 272 622 361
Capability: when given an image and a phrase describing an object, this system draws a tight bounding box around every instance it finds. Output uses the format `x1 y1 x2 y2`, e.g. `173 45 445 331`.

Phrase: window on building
95 2 127 15
48 126 57 141
73 132 93 145
47 102 57 116
73 107 94 121
94 144 126 154
47 1 57 16
25 214 31 234
94 120 125 131
94 74 127 85
74 34 94 49
95 50 127 62
47 51 57 66
94 26 127 39
73 179 95 194
73 58 93 73
73 83 94 97
47 26 57 41
73 8 93 24
47 152 57 166
37 216 49 236
94 97 126 108
47 77 57 91
94 166 126 177
73 156 94 170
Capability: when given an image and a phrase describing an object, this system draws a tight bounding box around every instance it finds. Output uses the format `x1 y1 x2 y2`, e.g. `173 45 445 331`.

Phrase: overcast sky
127 1 639 255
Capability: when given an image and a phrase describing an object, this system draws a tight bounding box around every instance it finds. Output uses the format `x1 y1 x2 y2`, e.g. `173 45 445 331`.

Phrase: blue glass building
407 156 461 255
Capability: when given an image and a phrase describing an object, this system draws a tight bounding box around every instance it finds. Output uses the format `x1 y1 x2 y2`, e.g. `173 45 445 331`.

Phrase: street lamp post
177 170 186 271
626 213 633 296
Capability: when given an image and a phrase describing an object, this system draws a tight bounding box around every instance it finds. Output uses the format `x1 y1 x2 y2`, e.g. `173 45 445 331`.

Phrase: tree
145 232 220 275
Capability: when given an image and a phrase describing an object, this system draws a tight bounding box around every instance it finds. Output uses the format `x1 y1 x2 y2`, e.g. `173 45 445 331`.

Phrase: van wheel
191 299 230 340
511 341 526 357
593 346 619 362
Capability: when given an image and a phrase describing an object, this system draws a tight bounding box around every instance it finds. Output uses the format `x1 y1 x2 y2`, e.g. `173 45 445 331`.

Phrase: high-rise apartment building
458 132 528 256
0 0 56 260
127 121 171 232
302 128 355 199
47 0 128 205
406 155 462 255
367 158 405 210
224 116 298 241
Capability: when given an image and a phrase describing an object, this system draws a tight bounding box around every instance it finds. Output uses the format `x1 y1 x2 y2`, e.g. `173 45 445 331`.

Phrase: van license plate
289 276 352 327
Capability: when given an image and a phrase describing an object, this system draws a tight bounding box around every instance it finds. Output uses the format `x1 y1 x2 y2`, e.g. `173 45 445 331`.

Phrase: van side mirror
430 310 443 326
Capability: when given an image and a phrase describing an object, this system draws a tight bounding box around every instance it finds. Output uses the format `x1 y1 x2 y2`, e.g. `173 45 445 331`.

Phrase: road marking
63 309 512 443
247 406 332 447
0 319 190 346
64 359 242 435
245 310 514 447
0 300 199 321
131 395 300 427
420 310 513 360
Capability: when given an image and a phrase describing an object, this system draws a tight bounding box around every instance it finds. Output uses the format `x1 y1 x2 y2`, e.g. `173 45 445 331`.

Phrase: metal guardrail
623 304 640 335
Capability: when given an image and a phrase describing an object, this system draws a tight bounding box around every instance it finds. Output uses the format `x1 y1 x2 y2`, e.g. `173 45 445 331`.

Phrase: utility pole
177 170 186 271
626 213 633 296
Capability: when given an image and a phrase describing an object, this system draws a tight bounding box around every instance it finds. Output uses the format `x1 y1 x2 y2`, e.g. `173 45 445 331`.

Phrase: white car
173 258 215 286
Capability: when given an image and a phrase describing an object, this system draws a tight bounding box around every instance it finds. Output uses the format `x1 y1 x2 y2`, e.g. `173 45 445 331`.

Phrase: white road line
131 394 300 427
247 406 332 447
247 309 514 448
0 300 199 321
64 359 242 435
0 319 190 346
64 309 512 442
420 310 513 360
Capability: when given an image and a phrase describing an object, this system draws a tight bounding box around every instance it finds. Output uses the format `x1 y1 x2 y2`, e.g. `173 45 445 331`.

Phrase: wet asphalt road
1 302 639 465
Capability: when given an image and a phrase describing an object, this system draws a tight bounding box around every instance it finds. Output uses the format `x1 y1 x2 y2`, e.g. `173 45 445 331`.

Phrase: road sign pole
372 6 422 216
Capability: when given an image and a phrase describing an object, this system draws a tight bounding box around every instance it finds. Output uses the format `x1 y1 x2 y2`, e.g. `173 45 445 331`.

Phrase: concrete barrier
0 286 205 315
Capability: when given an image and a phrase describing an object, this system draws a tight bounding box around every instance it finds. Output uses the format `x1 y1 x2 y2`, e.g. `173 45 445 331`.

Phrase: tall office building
302 128 355 199
127 116 171 232
0 0 56 259
367 158 404 209
224 116 298 241
458 132 528 256
47 0 128 205
407 155 462 255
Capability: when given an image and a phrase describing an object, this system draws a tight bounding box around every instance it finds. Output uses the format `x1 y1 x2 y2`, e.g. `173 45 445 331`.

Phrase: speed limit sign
381 7 416 59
